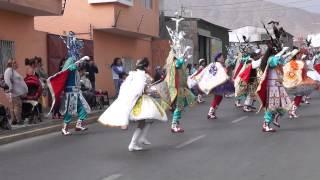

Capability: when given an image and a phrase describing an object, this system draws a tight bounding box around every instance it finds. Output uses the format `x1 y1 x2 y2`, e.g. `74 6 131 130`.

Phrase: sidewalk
0 109 104 145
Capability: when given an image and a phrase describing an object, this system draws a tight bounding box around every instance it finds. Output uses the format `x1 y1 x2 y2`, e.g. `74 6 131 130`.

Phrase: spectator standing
79 67 95 107
85 56 98 90
23 59 43 124
186 63 192 75
34 57 48 108
25 58 36 76
191 63 198 75
34 57 48 80
24 58 42 101
111 57 124 96
154 66 165 82
4 59 28 125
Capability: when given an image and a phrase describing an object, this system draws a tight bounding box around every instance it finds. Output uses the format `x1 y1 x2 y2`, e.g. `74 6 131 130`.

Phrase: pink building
35 0 160 96
0 0 62 106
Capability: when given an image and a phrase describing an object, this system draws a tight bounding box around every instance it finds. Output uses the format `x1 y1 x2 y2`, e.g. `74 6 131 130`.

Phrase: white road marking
175 135 206 149
231 116 248 124
102 174 123 180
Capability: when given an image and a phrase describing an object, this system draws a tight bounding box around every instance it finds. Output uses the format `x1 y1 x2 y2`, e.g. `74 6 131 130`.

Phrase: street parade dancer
300 41 320 104
189 52 231 120
233 52 246 108
47 32 91 136
165 13 196 133
307 52 320 83
206 53 234 119
256 44 292 132
98 58 167 151
232 36 253 108
233 44 262 112
188 58 207 103
283 49 320 119
244 50 262 112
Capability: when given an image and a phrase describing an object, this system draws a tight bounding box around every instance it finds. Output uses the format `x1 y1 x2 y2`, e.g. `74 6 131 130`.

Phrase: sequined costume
256 55 292 132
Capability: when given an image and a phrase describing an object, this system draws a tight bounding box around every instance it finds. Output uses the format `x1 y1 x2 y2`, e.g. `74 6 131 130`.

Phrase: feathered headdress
262 21 287 53
166 12 192 61
306 38 312 48
61 31 84 61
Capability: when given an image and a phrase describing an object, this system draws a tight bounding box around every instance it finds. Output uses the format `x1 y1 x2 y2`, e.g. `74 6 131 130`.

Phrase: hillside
161 0 320 37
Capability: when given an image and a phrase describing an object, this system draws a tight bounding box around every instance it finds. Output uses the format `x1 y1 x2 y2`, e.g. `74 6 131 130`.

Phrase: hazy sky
266 0 320 14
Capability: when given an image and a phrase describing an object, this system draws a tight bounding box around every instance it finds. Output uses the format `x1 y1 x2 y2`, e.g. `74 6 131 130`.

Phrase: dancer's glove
68 64 78 71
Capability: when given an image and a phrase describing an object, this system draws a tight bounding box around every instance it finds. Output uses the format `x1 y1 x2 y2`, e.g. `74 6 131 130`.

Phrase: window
0 40 15 74
141 0 152 9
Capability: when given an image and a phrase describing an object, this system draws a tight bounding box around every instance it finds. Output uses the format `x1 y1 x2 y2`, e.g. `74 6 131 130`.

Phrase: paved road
1 95 320 180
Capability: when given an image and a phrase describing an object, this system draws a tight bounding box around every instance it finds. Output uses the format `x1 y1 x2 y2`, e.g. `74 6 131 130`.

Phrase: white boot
75 120 88 131
171 123 184 133
235 99 242 107
138 124 151 145
289 105 298 119
128 128 143 151
197 95 204 103
61 123 71 136
262 122 276 132
207 107 217 119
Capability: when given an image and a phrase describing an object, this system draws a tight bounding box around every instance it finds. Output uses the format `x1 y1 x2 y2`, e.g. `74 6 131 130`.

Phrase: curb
0 111 102 145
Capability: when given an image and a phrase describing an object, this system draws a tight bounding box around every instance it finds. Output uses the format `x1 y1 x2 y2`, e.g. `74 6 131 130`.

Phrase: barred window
0 40 15 74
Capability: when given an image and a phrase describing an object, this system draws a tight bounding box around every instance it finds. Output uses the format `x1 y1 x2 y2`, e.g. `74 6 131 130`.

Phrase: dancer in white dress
98 58 167 151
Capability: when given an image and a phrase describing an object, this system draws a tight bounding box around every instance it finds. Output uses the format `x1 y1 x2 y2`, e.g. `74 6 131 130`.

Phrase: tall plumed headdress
61 31 84 61
262 21 286 53
166 12 192 61
233 34 259 56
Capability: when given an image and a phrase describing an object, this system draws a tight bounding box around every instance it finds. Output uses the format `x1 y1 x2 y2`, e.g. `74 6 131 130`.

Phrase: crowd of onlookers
0 56 106 130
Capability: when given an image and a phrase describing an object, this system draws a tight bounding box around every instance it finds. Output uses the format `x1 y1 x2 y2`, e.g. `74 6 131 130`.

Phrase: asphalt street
1 95 320 180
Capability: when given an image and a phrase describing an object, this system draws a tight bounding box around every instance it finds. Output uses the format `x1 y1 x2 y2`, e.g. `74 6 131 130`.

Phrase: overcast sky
266 0 320 14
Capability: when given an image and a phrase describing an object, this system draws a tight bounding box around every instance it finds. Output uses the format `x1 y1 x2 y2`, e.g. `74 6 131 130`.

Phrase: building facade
35 0 159 96
156 16 229 66
0 0 62 106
